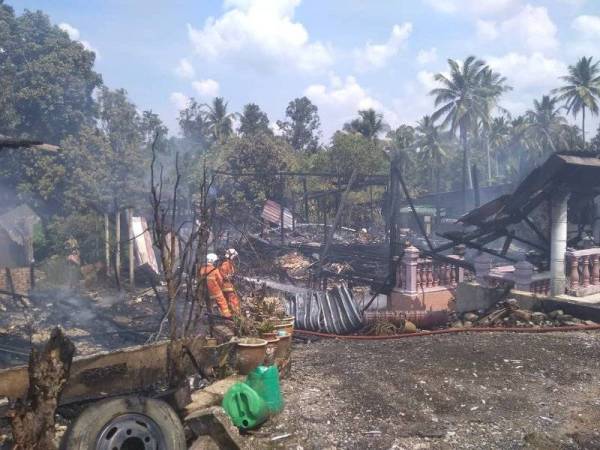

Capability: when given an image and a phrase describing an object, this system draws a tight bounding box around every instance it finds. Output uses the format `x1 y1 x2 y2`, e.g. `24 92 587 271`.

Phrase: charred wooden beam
9 327 75 450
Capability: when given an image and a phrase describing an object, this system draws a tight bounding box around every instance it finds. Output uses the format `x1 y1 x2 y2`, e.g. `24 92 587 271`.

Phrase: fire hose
293 324 600 340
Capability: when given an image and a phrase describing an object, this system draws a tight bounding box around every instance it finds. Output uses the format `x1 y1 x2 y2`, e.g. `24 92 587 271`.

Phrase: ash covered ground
0 286 165 368
249 331 600 450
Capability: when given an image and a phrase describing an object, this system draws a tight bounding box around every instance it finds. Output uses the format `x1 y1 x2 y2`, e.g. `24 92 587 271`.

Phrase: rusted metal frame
524 215 549 246
500 231 514 256
319 169 358 272
465 239 518 262
437 229 517 262
433 228 495 253
394 164 434 251
510 234 548 254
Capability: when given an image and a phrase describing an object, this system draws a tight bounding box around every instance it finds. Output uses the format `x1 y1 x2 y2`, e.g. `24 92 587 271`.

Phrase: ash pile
450 298 598 328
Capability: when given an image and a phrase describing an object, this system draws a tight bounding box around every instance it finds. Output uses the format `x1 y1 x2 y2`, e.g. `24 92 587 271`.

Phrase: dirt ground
248 331 600 450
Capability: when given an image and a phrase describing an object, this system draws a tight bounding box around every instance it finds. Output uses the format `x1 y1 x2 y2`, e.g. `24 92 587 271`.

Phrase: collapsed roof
460 153 600 230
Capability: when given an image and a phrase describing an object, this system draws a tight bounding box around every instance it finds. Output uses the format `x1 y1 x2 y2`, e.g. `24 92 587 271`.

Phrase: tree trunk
104 213 110 277
10 328 75 450
582 105 586 146
459 124 472 212
485 131 492 184
435 153 441 225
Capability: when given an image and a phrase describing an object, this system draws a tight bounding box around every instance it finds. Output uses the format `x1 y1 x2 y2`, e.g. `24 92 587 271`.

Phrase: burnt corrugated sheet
261 200 293 229
285 284 363 334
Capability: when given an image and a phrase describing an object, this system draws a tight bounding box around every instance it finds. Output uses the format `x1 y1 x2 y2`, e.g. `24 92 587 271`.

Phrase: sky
7 0 600 141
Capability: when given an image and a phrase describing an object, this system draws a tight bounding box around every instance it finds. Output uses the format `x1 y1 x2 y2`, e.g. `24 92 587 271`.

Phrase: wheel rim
95 413 166 450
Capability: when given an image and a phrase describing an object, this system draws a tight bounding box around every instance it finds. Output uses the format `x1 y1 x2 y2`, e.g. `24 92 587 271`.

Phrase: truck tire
61 396 186 450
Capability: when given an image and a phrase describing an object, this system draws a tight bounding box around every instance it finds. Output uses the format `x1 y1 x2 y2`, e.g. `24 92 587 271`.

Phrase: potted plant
273 314 295 336
236 337 268 375
256 320 276 340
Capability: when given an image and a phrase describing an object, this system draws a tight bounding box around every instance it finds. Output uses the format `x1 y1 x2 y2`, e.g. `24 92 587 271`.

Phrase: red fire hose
293 324 600 340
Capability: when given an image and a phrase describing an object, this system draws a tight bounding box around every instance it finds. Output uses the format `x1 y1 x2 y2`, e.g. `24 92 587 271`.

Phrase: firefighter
199 253 231 318
219 248 240 315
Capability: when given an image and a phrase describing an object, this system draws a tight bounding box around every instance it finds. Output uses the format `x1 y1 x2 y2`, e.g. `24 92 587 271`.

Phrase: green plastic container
245 365 284 414
222 365 284 429
221 382 269 429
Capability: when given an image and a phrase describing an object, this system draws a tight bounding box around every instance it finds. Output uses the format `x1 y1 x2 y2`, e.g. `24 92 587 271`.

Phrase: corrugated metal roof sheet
261 200 293 229
131 216 159 274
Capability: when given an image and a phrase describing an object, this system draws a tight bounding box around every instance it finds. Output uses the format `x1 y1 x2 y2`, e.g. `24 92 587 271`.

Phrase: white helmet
225 248 238 259
206 253 218 264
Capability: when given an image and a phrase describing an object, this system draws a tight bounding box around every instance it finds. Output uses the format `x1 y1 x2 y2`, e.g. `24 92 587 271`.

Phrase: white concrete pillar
550 191 569 296
402 246 420 295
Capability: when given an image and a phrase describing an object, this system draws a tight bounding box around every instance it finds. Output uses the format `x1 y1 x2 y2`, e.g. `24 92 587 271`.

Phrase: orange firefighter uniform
199 262 231 318
219 258 240 314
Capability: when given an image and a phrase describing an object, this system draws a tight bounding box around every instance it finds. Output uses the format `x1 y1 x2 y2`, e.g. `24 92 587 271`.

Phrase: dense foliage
2 4 600 264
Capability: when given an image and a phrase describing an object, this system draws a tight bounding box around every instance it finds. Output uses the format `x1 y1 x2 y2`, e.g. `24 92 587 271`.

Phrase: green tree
488 116 510 178
204 97 236 144
140 110 168 152
327 131 386 180
525 95 568 157
178 98 210 149
0 4 101 143
415 116 446 192
478 67 512 182
238 103 271 136
386 124 415 176
343 109 389 140
219 133 296 222
431 57 492 193
553 56 600 144
277 96 321 153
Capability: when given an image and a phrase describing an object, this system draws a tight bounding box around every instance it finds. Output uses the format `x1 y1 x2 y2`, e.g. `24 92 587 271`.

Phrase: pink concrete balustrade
395 246 464 294
474 256 551 296
565 247 600 297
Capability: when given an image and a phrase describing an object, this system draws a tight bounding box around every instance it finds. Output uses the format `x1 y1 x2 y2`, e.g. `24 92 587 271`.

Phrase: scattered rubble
449 298 597 329
275 252 312 280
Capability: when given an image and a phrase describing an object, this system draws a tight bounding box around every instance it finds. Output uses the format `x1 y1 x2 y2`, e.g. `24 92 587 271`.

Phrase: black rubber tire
60 396 186 450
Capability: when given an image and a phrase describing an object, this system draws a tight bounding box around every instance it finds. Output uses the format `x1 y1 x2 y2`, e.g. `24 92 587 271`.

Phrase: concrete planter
236 338 267 375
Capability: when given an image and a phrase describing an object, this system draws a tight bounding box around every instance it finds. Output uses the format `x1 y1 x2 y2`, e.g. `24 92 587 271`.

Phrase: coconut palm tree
415 115 447 220
430 56 496 197
488 116 510 178
478 67 512 182
203 97 236 144
553 56 600 145
343 109 388 140
525 95 569 160
386 124 415 174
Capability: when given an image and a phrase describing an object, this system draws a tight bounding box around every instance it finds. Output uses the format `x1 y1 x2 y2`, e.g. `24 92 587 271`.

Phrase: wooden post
115 209 121 290
280 202 285 245
280 177 285 245
319 169 358 271
10 328 75 450
322 199 327 244
302 177 309 223
104 213 110 277
128 208 135 290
